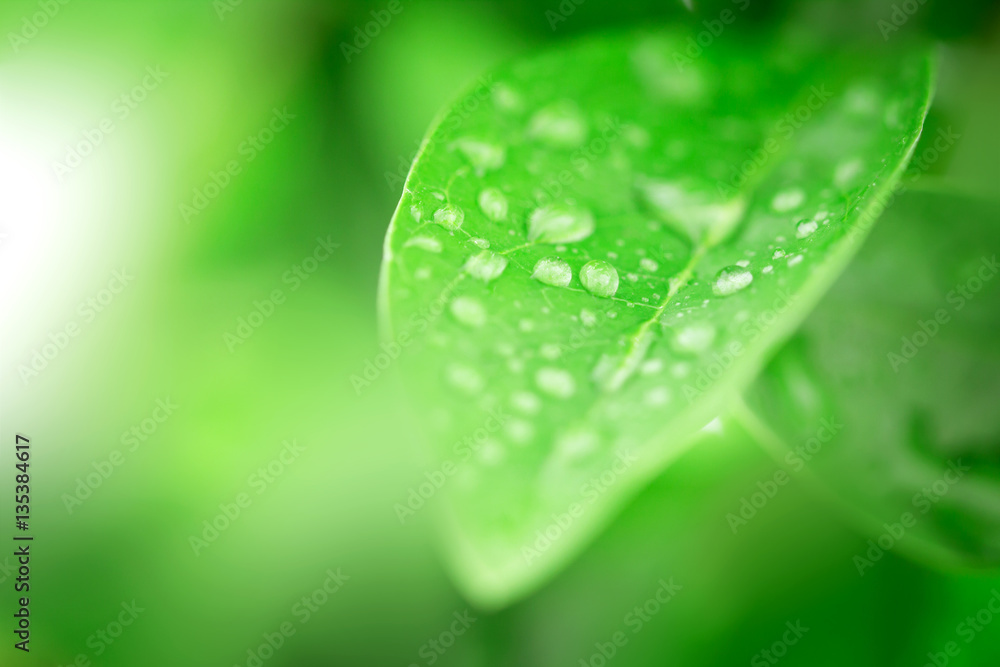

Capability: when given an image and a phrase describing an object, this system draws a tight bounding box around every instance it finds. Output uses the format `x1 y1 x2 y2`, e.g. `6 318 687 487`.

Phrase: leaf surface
379 30 934 607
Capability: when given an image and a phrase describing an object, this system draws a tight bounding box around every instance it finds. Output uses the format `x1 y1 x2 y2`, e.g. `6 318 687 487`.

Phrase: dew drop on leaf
478 187 509 222
580 260 620 297
446 363 484 393
510 391 541 414
404 236 442 253
771 188 805 212
535 367 576 398
796 220 819 239
450 296 487 328
670 322 717 354
528 205 595 244
712 266 753 296
531 257 573 287
528 100 588 148
639 257 659 272
434 204 464 231
451 138 506 176
464 250 508 282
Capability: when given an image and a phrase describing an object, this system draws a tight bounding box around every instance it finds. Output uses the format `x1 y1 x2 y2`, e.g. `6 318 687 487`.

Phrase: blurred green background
1 0 999 665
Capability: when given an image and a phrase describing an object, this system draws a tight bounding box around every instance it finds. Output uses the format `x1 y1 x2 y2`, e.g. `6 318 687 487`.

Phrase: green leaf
742 190 1000 572
378 30 935 607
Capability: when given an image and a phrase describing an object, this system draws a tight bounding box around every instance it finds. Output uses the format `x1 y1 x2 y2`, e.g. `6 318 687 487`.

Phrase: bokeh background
1 0 999 665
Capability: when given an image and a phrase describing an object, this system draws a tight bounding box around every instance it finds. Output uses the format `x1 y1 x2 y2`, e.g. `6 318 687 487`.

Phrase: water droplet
478 187 508 222
450 297 486 327
464 250 508 283
701 417 724 434
580 309 598 327
511 391 541 414
470 237 490 249
580 260 619 298
835 158 864 188
772 249 785 260
736 259 750 268
505 419 534 445
540 343 562 360
712 266 753 296
671 322 716 354
644 387 671 406
528 100 587 148
446 364 483 394
553 427 598 461
771 188 804 213
410 205 422 222
762 265 773 274
404 236 441 253
434 205 464 231
844 85 878 116
787 254 803 267
796 220 818 239
641 359 663 375
451 138 505 176
492 83 523 113
624 124 651 149
477 439 506 465
636 177 745 244
639 258 659 272
528 205 595 244
531 257 572 287
535 367 576 398
631 39 707 104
